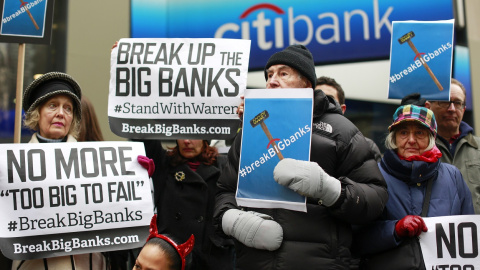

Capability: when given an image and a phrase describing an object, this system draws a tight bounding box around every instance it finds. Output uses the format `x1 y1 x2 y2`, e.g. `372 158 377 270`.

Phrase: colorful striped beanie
388 105 437 137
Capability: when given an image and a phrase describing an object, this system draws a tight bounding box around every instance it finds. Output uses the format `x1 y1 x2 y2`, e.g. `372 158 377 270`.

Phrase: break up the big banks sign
109 38 251 140
0 142 153 260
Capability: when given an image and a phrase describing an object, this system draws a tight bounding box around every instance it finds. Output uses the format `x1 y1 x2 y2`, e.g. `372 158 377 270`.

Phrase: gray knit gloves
273 158 341 206
222 209 283 251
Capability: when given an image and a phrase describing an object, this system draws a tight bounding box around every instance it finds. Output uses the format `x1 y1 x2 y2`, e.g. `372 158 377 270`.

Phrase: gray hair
297 74 311 88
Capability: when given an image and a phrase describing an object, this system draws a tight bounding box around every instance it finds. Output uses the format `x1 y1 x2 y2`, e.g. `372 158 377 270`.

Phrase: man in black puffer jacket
214 45 388 269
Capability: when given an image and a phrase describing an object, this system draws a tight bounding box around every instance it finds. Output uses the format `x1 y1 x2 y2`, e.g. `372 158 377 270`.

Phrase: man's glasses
436 100 465 110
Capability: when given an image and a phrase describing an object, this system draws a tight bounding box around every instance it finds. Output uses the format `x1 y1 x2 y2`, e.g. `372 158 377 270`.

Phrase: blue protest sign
388 19 454 101
236 88 312 212
0 0 54 44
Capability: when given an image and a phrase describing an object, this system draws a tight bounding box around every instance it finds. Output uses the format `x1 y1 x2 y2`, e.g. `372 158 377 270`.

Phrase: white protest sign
420 215 480 269
109 38 250 140
0 141 153 260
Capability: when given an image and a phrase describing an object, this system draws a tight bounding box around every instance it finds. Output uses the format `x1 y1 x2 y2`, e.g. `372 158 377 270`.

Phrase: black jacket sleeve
213 133 242 235
329 131 388 225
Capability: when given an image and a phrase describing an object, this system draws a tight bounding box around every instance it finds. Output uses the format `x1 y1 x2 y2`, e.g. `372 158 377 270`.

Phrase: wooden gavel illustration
250 110 284 160
19 0 39 30
398 31 443 91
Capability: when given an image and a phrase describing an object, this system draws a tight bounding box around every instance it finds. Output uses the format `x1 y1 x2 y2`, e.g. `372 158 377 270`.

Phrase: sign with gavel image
387 19 454 101
236 88 313 212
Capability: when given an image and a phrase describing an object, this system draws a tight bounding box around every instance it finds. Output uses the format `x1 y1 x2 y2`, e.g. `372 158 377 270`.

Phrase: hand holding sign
222 209 283 251
137 155 155 177
395 215 428 238
273 158 341 207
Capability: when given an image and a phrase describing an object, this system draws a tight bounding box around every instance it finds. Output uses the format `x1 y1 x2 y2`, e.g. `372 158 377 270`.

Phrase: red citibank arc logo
239 3 284 18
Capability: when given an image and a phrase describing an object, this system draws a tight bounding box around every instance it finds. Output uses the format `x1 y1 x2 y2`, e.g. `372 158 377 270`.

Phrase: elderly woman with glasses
353 105 473 270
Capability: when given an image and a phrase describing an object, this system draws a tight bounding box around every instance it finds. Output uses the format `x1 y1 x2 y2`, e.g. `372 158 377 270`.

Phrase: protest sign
0 141 153 260
236 88 313 212
420 215 480 269
388 19 454 101
0 0 54 44
109 38 250 140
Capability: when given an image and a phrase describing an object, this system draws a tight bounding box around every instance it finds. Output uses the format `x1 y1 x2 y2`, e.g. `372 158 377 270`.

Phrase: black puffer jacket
214 90 388 270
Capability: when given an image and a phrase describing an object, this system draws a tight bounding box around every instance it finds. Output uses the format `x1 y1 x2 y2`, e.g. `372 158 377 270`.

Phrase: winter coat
12 133 107 270
142 140 234 270
436 121 480 214
214 90 388 270
365 137 382 163
353 149 474 259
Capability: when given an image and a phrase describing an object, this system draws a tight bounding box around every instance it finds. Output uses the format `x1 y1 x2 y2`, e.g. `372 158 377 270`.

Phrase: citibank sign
214 2 392 50
131 0 453 69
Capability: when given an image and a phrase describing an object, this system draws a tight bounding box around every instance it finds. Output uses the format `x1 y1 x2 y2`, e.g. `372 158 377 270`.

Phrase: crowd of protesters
4 41 478 270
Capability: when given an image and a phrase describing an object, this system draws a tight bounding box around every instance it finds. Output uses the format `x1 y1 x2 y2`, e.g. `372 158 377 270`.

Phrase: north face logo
313 122 332 133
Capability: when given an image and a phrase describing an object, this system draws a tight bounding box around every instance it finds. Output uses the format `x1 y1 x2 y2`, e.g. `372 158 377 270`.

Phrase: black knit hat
264 45 317 88
23 72 82 121
400 92 426 107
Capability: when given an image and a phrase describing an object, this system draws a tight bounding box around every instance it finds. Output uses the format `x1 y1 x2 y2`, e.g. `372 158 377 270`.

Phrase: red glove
137 155 155 177
395 215 428 238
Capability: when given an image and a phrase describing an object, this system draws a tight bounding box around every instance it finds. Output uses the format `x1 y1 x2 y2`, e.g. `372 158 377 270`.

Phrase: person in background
141 139 233 270
134 215 194 270
354 105 473 269
315 76 382 162
13 72 154 270
214 45 387 269
315 76 346 113
77 95 104 142
424 78 480 214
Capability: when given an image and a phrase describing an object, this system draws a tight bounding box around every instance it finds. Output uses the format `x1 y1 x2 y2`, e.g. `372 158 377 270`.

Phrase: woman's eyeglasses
397 129 428 140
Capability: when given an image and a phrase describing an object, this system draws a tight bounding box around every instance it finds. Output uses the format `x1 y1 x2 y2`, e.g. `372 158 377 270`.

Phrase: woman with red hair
141 139 233 270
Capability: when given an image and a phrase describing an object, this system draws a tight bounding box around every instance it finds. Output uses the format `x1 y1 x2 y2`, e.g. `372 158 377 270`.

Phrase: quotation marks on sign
1 190 10 197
